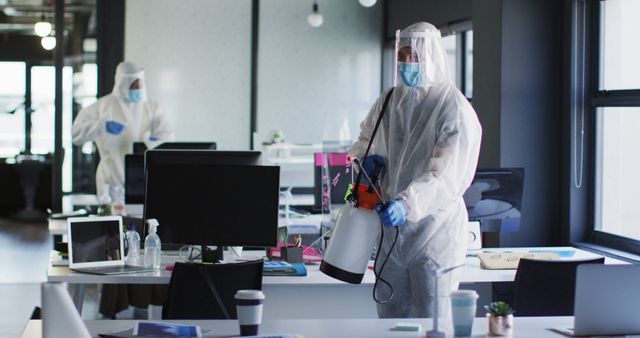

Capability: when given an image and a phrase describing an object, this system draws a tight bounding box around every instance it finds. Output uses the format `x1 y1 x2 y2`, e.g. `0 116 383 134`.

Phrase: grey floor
0 218 118 337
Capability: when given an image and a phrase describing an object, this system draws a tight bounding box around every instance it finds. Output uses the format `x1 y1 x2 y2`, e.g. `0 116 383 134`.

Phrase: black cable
372 222 399 304
470 206 515 219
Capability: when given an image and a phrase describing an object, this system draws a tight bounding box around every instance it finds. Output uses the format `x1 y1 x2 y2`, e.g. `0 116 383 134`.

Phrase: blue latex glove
375 200 408 227
105 121 125 135
362 154 386 179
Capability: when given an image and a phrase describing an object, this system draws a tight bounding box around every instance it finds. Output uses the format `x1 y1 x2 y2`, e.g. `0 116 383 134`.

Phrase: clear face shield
114 70 147 103
394 28 451 87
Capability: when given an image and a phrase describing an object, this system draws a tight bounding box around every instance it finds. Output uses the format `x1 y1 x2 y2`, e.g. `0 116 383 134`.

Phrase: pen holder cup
282 246 303 263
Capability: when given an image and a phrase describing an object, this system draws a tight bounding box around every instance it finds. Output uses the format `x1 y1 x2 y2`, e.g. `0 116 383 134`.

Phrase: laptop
67 216 154 275
554 264 640 336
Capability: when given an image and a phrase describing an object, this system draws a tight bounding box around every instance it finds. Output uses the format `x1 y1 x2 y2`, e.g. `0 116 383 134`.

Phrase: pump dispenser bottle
144 219 161 270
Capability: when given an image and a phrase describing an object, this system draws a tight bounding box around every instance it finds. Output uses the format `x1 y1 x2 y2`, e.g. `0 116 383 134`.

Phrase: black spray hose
352 154 400 304
372 218 400 304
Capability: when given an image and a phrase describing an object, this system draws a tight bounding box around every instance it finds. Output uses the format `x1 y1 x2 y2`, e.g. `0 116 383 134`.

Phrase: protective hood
112 61 147 103
395 22 451 87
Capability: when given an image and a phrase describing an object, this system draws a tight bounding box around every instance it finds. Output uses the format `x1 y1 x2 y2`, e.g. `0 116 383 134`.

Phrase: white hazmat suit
72 62 174 197
350 22 482 318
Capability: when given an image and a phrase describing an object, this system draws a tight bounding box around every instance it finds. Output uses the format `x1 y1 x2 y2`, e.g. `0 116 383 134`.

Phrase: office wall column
250 0 259 149
24 61 32 155
96 0 124 97
53 0 64 212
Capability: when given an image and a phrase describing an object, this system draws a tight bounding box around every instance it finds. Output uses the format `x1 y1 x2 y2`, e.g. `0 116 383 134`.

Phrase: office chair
512 257 604 316
162 260 263 319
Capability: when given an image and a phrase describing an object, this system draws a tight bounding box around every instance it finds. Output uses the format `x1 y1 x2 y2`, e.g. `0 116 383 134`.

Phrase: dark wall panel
472 0 502 168
498 0 564 246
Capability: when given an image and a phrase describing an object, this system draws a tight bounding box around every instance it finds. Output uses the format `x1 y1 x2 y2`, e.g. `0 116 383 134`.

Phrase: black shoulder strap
353 87 395 201
197 265 231 319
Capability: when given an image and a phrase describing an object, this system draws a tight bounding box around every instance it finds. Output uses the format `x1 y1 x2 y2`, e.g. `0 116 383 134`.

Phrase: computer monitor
124 154 144 204
132 142 217 154
143 150 278 260
463 168 524 232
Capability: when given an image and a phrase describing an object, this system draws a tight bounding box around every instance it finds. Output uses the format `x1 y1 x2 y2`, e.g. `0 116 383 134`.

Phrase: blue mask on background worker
398 62 421 87
129 89 143 103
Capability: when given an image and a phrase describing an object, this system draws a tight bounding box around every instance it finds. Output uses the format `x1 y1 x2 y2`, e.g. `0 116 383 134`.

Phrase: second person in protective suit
350 22 482 319
72 61 174 198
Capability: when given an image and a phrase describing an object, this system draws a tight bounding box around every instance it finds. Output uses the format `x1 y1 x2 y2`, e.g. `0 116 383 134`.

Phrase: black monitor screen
125 154 145 204
70 220 122 263
464 168 524 232
144 151 278 247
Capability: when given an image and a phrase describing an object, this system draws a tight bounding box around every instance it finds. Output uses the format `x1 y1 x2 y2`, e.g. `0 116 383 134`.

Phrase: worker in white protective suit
350 22 482 318
72 62 173 198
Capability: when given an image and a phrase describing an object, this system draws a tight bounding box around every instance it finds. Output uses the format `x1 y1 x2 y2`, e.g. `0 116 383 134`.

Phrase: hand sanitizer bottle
144 219 161 270
125 224 142 266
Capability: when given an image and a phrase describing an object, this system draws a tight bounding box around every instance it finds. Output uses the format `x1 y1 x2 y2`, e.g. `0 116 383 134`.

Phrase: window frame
439 20 473 99
572 0 640 255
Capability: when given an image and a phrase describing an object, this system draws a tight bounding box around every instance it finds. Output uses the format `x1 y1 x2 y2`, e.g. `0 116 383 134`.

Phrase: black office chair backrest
162 260 263 319
512 257 605 316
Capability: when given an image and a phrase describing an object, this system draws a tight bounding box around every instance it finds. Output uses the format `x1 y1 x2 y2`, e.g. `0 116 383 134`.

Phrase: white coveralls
350 22 482 318
72 62 173 197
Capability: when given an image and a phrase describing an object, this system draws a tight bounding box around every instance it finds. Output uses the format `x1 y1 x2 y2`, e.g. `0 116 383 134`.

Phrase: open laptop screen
69 218 122 264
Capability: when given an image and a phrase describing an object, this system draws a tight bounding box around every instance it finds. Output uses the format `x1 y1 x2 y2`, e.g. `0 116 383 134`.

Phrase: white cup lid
235 289 265 300
450 290 479 299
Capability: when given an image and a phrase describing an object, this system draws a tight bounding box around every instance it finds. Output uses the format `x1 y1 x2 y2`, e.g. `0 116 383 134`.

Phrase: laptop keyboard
76 265 152 274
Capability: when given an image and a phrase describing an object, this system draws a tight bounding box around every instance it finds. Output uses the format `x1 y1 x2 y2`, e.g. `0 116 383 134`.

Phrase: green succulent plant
484 301 515 317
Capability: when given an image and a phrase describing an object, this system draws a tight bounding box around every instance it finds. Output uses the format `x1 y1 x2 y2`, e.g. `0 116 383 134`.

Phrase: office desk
22 317 575 338
48 247 617 319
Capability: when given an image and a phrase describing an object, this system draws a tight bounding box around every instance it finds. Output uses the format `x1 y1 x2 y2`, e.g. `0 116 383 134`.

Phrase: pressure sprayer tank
320 186 381 284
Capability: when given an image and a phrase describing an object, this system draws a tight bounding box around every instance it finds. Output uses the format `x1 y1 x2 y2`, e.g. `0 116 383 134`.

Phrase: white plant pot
487 313 514 336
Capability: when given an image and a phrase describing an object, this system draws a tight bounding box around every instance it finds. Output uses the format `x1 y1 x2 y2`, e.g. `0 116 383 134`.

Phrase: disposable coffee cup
235 290 265 336
450 290 479 337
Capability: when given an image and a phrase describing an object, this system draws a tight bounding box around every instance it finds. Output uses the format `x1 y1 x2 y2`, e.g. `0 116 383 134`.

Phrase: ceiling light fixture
358 0 377 7
2 6 17 16
41 36 56 50
35 15 52 37
307 1 323 28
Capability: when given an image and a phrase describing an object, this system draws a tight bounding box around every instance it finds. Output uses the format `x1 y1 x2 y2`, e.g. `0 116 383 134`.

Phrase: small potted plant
484 301 515 336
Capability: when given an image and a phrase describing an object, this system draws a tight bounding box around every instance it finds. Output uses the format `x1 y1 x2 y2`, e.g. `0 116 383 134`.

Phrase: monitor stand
201 245 223 263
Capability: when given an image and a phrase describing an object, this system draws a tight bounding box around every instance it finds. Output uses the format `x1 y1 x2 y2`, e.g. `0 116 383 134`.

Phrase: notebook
67 216 154 275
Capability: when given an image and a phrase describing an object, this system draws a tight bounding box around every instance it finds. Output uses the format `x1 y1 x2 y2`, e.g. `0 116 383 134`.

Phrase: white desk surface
21 317 576 338
48 247 619 285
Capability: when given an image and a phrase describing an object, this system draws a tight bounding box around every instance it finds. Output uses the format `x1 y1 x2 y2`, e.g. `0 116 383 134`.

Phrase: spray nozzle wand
352 158 387 209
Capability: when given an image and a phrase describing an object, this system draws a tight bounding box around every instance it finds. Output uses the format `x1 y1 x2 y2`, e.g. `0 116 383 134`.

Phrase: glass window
0 62 26 157
440 34 457 85
465 30 473 98
599 0 640 90
595 107 640 241
30 66 74 192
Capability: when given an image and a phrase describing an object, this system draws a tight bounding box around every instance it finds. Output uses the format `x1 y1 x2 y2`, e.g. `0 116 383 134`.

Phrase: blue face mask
128 89 143 103
398 62 421 87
